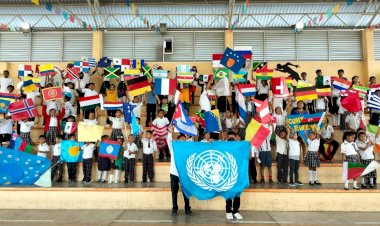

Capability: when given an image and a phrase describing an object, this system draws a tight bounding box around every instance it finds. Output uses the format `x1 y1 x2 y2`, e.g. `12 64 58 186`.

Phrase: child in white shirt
123 135 139 183
356 132 376 188
152 109 170 161
345 112 360 132
274 126 288 183
51 135 63 182
108 110 124 140
222 110 234 132
304 129 321 185
81 142 95 183
83 111 98 125
140 130 157 182
288 129 303 186
341 131 360 190
19 119 34 144
37 135 50 158
316 97 328 113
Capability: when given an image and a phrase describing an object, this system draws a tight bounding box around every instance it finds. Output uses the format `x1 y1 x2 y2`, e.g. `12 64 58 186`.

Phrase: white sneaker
114 181 118 184
226 213 233 220
233 212 243 220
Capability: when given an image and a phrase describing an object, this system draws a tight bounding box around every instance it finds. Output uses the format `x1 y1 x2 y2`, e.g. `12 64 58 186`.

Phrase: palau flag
220 47 246 74
172 141 250 200
205 109 222 133
60 140 83 162
99 140 120 160
0 99 10 113
0 146 50 185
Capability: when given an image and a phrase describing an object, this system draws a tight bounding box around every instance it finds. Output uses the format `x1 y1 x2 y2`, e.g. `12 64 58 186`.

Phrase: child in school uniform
63 115 76 140
19 119 34 144
37 135 50 158
222 110 234 132
304 130 322 185
97 135 110 183
201 133 214 142
152 109 170 161
341 131 360 190
256 124 273 184
316 97 328 113
0 114 13 147
275 128 288 183
356 132 376 189
345 112 360 132
51 135 63 182
108 136 124 184
288 129 303 187
123 134 139 183
83 111 98 125
81 142 95 184
67 134 78 183
42 105 65 145
273 106 287 136
141 130 158 183
249 145 258 184
108 110 124 140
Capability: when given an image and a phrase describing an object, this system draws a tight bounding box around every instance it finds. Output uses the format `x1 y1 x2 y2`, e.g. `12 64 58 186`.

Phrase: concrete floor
0 210 379 226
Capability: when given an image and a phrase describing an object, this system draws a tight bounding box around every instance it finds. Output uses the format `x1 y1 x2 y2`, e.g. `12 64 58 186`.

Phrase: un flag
173 141 250 200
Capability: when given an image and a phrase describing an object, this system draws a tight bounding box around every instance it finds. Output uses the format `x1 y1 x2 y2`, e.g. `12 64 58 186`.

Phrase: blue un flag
172 141 250 200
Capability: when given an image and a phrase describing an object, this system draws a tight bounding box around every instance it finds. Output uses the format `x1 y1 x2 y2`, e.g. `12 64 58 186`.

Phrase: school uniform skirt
110 129 123 140
98 157 111 171
46 127 59 145
304 151 320 167
361 159 376 178
20 132 32 144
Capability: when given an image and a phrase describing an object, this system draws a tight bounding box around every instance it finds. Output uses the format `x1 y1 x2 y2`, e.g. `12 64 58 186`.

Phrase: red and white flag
42 87 63 101
271 77 289 97
150 123 168 149
64 122 77 134
212 54 223 68
253 99 272 123
66 67 80 80
8 98 38 121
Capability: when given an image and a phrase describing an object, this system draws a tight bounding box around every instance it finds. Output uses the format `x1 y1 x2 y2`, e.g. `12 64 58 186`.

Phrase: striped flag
152 70 168 78
232 71 247 83
23 79 37 93
66 67 80 80
124 69 140 79
368 91 380 111
177 73 193 84
256 68 273 80
234 46 253 60
285 76 293 88
0 93 21 102
132 59 144 69
295 86 318 102
87 57 96 68
245 118 271 148
237 84 256 97
38 64 55 76
102 102 123 110
79 95 101 111
252 62 268 71
18 64 33 77
236 89 247 123
301 113 324 125
126 76 151 97
352 85 369 99
150 123 168 149
369 84 380 93
212 54 223 68
253 99 271 124
332 77 351 90
176 65 190 73
154 78 176 95
316 88 331 96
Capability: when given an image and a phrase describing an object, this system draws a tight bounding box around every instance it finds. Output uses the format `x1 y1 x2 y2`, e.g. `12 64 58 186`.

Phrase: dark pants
231 92 237 114
289 159 299 183
67 162 77 181
226 197 240 214
159 146 171 161
82 158 93 182
142 154 154 182
146 103 156 127
370 112 380 125
124 157 135 182
276 153 288 182
307 102 315 114
51 156 63 182
170 174 190 211
319 139 339 160
248 158 257 183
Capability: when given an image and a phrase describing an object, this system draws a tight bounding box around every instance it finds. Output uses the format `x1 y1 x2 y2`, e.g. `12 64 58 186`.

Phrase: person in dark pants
66 134 78 183
248 156 257 184
275 129 289 183
141 130 157 182
145 83 160 127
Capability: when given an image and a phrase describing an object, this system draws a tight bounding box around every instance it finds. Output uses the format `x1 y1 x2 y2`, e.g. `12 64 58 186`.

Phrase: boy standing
152 109 170 161
51 135 63 182
141 130 157 183
123 135 139 183
37 135 50 158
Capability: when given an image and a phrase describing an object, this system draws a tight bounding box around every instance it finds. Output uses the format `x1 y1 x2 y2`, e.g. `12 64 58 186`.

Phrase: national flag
114 58 131 71
342 162 367 181
123 102 136 123
213 68 229 81
98 57 112 68
0 146 50 185
315 76 331 88
232 71 247 83
124 69 141 79
104 67 120 79
367 124 379 135
177 65 190 73
38 64 55 76
11 132 33 153
295 86 318 102
153 70 168 78
99 140 120 159
207 90 217 105
18 64 33 77
101 101 123 111
53 65 63 75
213 76 230 97
87 57 96 68
300 113 323 125
316 88 331 96
367 91 380 111
252 62 268 71
297 80 313 88
172 141 250 200
0 93 21 102
31 0 39 5
220 47 246 74
332 77 351 90
130 112 140 137
132 59 144 69
212 54 223 68
35 64 40 74
177 73 194 84
205 109 222 133
77 122 104 142
0 99 10 113
352 85 369 99
245 119 271 148
23 79 37 93
154 78 176 95
196 111 206 128
74 61 90 73
8 98 38 121
65 67 80 80
236 89 247 123
369 84 380 93
60 140 83 162
64 122 77 134
24 77 41 89
340 89 357 97
143 66 152 78
42 87 63 101
237 84 256 97
172 102 198 137
127 76 151 97
271 77 289 98
199 74 213 83
199 91 211 112
361 160 380 175
151 123 168 149
234 46 253 60
285 76 293 88
256 68 273 80
341 91 362 113
252 99 271 123
78 95 101 111
287 113 325 144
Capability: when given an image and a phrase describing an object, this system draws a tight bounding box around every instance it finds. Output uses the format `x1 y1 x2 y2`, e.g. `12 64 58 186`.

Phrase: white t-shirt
81 143 95 159
53 143 61 156
83 119 98 125
49 117 58 127
82 88 98 97
289 139 301 160
321 125 334 140
141 138 157 154
307 138 320 152
0 119 13 134
341 141 358 156
37 143 50 158
0 77 14 93
316 98 326 110
123 142 138 159
152 117 170 128
109 117 123 129
225 117 234 129
356 139 374 160
273 112 287 126
345 114 360 131
275 135 288 155
19 121 34 133
257 81 269 95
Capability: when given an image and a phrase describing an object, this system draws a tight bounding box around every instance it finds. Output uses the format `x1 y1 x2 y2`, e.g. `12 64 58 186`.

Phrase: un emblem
186 150 238 192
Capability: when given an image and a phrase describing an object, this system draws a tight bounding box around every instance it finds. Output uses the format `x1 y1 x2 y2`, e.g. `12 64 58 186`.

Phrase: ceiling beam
367 0 380 27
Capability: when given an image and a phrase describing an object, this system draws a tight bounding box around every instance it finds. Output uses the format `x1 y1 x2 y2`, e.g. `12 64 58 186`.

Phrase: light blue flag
131 112 140 137
60 140 83 162
287 112 325 144
172 141 250 200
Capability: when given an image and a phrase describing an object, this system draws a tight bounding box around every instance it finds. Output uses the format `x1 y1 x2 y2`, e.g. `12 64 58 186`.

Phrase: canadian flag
271 77 289 98
253 99 272 124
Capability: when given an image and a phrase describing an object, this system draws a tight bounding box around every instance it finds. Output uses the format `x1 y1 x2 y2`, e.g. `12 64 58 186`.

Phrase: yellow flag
77 122 104 142
332 4 340 15
31 0 39 5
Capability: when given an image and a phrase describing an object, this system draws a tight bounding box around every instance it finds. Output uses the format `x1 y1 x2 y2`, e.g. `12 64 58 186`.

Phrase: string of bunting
129 2 158 31
231 0 251 30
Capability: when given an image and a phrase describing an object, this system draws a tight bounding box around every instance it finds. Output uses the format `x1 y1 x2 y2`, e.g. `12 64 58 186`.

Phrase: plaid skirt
275 125 286 136
346 155 359 163
361 159 376 178
46 127 59 145
20 132 32 144
110 129 123 141
340 111 349 131
135 135 143 149
304 151 320 168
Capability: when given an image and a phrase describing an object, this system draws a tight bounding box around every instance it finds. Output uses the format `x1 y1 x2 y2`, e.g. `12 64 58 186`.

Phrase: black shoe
171 210 177 216
282 180 288 184
295 181 304 186
370 184 376 189
309 181 314 185
344 187 349 190
253 180 258 184
149 180 154 183
56 179 63 183
101 180 106 183
260 179 265 184
361 184 368 189
314 180 321 185
185 209 194 216
353 186 360 190
97 179 101 183
278 179 283 184
269 179 274 184
141 181 147 183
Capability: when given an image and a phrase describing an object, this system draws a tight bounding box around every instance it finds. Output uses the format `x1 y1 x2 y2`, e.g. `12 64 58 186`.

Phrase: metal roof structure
0 0 379 30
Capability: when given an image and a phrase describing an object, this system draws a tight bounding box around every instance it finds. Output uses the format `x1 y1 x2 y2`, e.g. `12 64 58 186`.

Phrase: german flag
295 86 317 102
316 88 331 96
127 76 151 97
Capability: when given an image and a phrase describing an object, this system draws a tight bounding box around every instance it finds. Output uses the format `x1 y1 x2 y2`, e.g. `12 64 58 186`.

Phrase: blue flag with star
123 102 136 123
172 141 250 200
0 146 51 185
220 47 246 74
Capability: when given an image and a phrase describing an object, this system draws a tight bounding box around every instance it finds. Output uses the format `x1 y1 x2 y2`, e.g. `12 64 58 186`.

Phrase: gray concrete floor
0 210 379 226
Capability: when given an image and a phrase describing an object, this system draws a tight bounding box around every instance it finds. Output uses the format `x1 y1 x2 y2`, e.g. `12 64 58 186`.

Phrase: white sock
353 181 358 187
102 171 107 180
108 175 113 183
114 170 120 183
313 171 318 181
362 177 365 185
309 170 313 181
344 181 349 187
370 178 374 185
97 170 102 180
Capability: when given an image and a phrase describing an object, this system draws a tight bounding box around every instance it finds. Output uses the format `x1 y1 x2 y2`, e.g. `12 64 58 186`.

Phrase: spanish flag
316 88 331 96
127 76 151 97
245 118 271 148
295 86 318 102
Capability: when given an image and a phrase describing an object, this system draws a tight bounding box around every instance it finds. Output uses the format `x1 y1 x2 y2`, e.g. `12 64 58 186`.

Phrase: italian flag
79 95 101 111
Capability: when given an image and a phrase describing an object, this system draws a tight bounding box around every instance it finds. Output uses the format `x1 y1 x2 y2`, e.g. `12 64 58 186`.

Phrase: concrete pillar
225 30 234 49
92 31 103 61
362 28 375 83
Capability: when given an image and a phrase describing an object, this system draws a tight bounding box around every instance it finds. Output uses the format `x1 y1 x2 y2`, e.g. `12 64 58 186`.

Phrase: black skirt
98 157 110 171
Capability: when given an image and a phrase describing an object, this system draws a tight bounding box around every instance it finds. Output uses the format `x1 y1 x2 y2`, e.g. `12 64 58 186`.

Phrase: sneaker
361 184 368 189
171 210 177 216
295 181 304 186
269 179 274 184
233 212 243 220
185 209 194 216
260 179 265 184
353 186 360 190
226 213 233 220
289 183 296 187
97 179 101 183
314 180 321 185
278 179 283 184
101 180 106 183
344 186 349 190
84 181 91 184
309 181 314 185
370 184 376 189
124 180 129 184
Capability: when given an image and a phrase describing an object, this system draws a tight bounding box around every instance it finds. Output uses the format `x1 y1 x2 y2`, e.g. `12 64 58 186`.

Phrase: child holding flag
341 131 360 190
109 136 124 184
37 135 50 158
356 132 376 188
19 119 34 144
288 128 303 187
97 135 110 183
42 104 65 145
